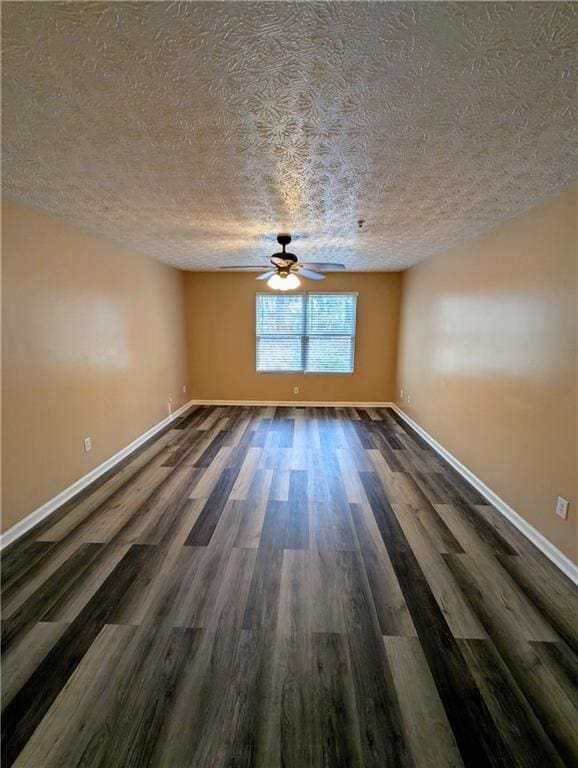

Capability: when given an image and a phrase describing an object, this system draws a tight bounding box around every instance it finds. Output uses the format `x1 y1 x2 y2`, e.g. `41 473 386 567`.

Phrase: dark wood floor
2 405 577 767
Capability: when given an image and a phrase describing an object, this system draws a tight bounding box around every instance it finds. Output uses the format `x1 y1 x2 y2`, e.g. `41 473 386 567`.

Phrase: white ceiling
2 2 576 271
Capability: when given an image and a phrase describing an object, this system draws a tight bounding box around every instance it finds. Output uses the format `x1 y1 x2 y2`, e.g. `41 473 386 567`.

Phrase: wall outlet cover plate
555 496 569 520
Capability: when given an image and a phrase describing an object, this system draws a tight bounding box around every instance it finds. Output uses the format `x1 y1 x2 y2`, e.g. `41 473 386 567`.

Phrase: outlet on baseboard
293 386 299 395
555 496 569 520
83 437 92 453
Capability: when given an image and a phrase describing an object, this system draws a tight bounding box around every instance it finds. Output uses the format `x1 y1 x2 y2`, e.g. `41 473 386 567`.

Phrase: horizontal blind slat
306 294 357 336
256 336 303 372
306 336 354 373
256 294 305 335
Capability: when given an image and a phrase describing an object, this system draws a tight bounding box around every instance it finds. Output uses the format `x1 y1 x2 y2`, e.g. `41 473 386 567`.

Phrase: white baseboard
190 399 394 408
390 404 578 585
0 400 196 551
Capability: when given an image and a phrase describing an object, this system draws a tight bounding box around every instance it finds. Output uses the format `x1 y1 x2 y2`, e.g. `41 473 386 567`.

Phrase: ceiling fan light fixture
267 272 300 291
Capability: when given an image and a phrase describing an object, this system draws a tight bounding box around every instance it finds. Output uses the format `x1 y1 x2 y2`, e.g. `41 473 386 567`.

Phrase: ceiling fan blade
256 271 276 281
220 265 270 269
300 262 345 271
298 269 326 280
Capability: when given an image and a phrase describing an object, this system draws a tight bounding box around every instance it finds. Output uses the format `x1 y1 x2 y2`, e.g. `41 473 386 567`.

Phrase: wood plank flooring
2 405 577 767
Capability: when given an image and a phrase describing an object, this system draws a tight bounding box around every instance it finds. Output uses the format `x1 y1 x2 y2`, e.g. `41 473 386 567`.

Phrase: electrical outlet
293 386 299 395
407 394 411 404
169 392 174 402
400 388 404 400
555 496 569 520
83 437 92 453
182 384 187 393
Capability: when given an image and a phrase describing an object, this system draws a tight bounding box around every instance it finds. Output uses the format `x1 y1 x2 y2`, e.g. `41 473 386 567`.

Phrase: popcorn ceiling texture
2 2 576 271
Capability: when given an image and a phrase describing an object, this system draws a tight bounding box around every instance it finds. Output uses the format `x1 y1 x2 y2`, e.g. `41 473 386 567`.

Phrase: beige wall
397 188 577 562
183 271 401 403
1 198 189 532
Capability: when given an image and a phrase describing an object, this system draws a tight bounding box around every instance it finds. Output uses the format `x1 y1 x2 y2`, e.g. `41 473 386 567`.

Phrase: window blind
256 293 357 373
256 294 305 372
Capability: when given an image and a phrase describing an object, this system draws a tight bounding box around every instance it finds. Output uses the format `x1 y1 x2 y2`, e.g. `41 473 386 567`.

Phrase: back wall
183 271 402 403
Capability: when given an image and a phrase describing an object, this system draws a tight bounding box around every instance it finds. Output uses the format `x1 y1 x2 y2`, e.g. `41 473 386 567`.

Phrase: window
256 293 357 373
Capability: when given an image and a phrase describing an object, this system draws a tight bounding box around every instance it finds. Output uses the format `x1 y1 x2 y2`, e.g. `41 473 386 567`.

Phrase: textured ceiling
2 2 577 271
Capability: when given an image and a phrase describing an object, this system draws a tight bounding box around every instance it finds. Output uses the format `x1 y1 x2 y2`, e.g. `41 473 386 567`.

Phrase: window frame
255 291 358 375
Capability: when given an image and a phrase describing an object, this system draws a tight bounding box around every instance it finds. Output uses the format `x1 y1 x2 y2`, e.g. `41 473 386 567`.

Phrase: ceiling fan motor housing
271 252 297 266
272 235 297 267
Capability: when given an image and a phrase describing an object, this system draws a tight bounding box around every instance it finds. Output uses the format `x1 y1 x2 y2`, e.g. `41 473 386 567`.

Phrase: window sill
256 371 355 375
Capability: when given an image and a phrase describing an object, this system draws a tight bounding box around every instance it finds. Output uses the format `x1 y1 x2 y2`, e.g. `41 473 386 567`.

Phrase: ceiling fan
219 234 345 290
